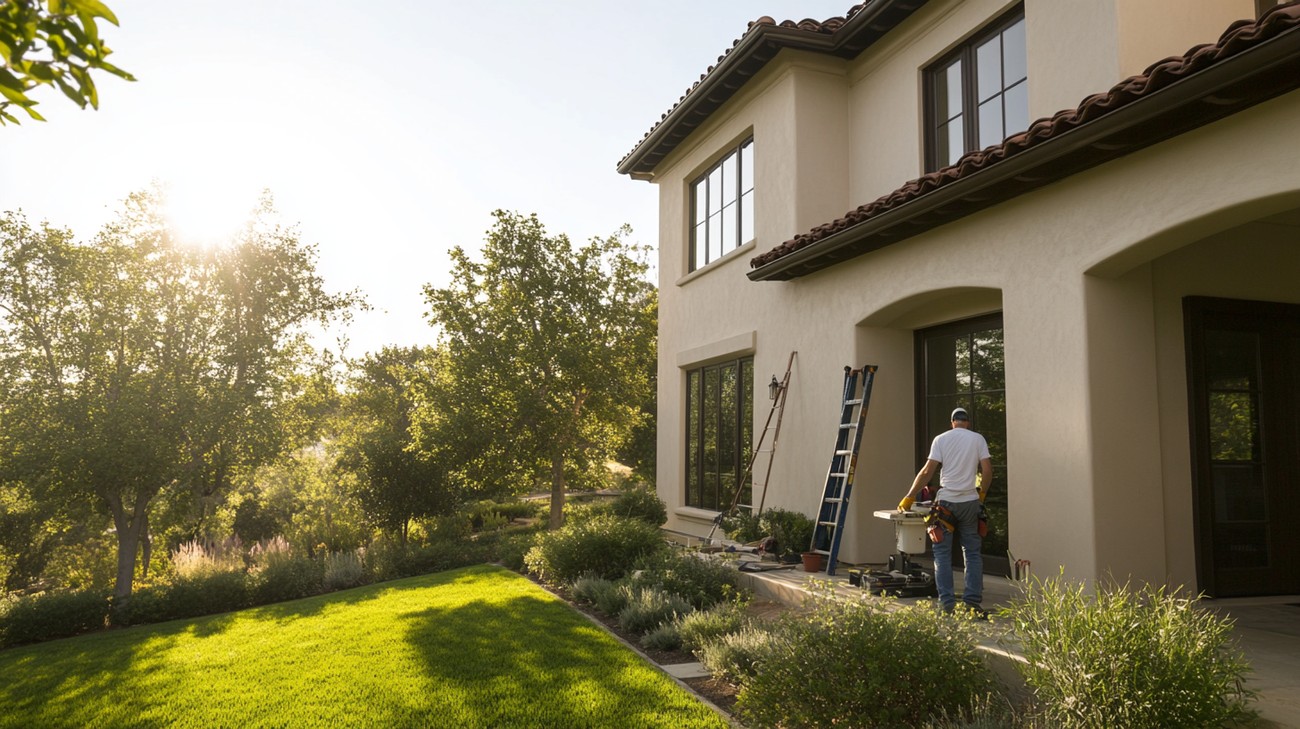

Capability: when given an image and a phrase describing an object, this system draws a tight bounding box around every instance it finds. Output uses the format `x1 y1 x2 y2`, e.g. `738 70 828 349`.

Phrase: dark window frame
914 312 1009 575
685 356 753 511
923 6 1027 173
688 138 755 272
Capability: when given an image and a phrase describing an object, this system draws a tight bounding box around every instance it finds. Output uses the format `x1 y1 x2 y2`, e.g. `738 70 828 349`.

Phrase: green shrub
641 623 683 652
251 550 323 605
1005 574 1257 728
676 601 750 652
636 552 742 610
128 570 250 624
721 509 763 543
735 591 994 728
757 508 814 558
0 589 109 648
523 514 668 584
608 487 667 526
696 627 772 684
618 587 693 635
593 581 636 617
490 529 539 572
569 575 615 606
323 550 369 591
561 499 613 525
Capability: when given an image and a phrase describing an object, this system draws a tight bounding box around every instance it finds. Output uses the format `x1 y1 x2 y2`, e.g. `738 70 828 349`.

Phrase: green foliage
0 195 359 607
608 486 667 526
0 589 109 648
250 549 323 606
1005 573 1257 728
523 514 668 584
721 508 763 544
618 587 693 635
0 0 136 124
635 551 742 610
568 575 615 606
676 600 750 652
696 627 772 685
126 571 250 625
562 498 614 525
593 581 637 617
322 550 368 591
640 623 683 652
0 566 729 728
757 508 815 558
421 211 656 529
735 591 995 728
335 346 459 542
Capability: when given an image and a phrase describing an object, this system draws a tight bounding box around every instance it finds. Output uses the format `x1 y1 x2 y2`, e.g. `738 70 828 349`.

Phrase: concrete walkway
733 558 1300 727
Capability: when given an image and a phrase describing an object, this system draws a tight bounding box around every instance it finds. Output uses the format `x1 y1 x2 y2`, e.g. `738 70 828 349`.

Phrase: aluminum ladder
809 364 877 575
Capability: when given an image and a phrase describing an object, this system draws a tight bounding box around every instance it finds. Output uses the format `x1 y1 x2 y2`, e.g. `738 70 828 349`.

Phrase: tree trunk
548 453 566 530
140 514 152 579
106 492 148 624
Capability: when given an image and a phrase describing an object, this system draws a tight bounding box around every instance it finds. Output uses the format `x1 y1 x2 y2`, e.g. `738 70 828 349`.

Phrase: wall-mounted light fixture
769 375 781 400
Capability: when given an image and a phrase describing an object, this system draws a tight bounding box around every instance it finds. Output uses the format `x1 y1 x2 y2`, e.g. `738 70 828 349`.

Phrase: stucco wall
647 0 1299 587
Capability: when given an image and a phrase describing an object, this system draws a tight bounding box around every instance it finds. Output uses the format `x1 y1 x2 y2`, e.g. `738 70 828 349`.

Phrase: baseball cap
950 407 969 421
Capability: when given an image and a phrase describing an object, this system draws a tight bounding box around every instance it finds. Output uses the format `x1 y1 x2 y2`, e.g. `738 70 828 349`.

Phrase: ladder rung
818 521 837 527
834 450 853 456
811 549 830 555
829 472 848 478
839 422 858 430
823 497 843 504
845 399 863 406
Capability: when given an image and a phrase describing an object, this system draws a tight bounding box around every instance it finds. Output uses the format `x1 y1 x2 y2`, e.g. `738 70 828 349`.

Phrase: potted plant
758 508 815 564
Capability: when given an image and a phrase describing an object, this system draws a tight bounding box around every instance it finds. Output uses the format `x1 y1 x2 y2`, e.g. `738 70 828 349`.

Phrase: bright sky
0 1 853 356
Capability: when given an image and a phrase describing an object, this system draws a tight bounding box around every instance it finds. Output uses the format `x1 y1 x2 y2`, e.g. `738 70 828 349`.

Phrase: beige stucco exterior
639 0 1300 593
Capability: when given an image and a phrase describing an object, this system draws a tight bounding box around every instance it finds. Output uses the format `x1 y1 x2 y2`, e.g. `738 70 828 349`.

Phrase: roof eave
748 20 1300 281
617 0 928 179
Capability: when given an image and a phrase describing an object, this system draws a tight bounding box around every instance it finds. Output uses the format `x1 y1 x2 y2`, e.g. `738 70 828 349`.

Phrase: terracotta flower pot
801 551 824 572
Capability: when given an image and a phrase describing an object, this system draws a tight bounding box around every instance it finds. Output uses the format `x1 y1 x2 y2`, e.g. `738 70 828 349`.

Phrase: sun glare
164 177 262 248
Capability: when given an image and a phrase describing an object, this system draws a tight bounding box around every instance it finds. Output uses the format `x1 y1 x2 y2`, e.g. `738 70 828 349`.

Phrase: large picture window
924 8 1027 172
690 139 754 272
916 313 1009 571
685 357 753 511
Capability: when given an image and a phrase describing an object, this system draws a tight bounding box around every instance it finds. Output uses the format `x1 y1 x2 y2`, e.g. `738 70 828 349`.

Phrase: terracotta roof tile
618 3 930 178
751 3 1300 270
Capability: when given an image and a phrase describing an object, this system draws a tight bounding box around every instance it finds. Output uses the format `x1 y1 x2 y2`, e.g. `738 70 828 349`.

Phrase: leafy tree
0 0 135 124
334 346 456 543
0 191 358 614
423 211 656 529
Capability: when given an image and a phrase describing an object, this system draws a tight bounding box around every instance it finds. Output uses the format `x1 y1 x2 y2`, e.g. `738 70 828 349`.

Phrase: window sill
674 506 722 523
676 239 756 287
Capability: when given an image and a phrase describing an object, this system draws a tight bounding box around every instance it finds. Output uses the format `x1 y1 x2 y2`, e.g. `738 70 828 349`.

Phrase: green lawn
0 564 727 728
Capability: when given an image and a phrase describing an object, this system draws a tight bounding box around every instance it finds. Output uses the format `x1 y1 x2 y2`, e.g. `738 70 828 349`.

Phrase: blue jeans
932 499 983 610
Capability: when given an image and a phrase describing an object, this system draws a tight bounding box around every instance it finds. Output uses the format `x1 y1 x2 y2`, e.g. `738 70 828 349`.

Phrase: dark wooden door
1186 297 1300 597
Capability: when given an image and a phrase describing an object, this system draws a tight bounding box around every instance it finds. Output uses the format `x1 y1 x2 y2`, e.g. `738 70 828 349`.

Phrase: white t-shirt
927 427 991 503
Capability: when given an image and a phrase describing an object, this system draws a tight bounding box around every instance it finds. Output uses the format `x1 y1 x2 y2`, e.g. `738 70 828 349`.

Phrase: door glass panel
971 328 1005 391
740 359 754 508
1209 392 1259 461
686 370 700 507
703 367 720 510
927 334 970 395
718 364 737 511
1212 464 1269 523
1205 330 1259 390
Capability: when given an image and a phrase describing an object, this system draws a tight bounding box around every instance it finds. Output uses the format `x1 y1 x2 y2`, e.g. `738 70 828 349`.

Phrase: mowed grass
0 564 728 728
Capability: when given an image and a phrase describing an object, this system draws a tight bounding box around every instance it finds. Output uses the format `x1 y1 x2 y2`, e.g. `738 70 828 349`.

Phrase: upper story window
690 139 754 272
924 8 1027 172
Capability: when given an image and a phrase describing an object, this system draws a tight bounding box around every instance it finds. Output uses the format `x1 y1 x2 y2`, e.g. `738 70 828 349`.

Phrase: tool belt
925 503 954 543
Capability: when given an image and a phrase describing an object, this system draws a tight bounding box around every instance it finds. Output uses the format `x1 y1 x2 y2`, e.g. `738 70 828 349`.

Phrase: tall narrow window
925 8 1027 172
685 357 753 510
690 139 754 272
916 314 1009 572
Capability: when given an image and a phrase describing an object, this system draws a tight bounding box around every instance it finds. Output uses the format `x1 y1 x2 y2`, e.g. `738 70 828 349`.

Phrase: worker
897 407 992 616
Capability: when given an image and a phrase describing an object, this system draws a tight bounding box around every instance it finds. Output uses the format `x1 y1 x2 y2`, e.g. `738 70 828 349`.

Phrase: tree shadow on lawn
399 589 725 727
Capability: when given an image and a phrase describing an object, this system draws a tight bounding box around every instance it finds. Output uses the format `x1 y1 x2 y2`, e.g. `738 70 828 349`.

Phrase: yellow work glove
898 496 915 512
